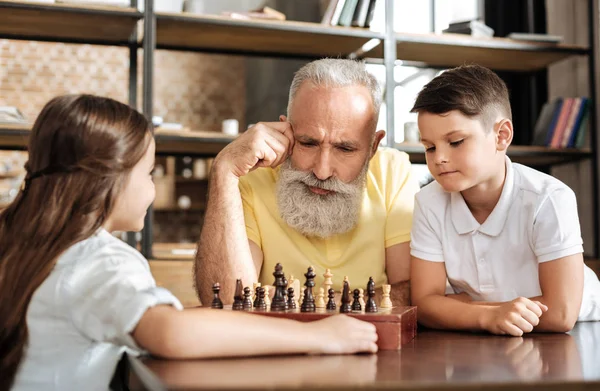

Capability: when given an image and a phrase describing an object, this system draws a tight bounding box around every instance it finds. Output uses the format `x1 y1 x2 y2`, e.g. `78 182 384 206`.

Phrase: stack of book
321 0 379 28
532 97 590 148
442 20 494 38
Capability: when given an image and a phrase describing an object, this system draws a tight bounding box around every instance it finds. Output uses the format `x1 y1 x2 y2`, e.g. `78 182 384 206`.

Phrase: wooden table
128 321 600 391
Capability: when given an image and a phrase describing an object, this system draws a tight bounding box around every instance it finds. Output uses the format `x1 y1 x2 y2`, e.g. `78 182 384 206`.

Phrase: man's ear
279 115 287 122
371 130 386 157
495 119 513 152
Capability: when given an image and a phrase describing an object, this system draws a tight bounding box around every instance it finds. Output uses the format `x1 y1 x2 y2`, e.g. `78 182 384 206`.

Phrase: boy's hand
213 121 294 178
480 297 548 336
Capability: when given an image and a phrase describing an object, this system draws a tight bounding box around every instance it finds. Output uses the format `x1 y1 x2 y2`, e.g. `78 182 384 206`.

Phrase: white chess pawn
264 285 271 306
316 287 326 308
380 284 393 308
288 275 301 308
358 288 365 308
322 269 333 299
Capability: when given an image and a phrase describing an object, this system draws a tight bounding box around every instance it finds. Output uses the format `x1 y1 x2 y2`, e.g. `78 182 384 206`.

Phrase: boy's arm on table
447 254 584 332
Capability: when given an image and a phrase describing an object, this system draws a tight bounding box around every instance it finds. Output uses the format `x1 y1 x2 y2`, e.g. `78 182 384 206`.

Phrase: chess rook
210 282 224 309
232 279 244 310
380 284 393 308
301 266 316 312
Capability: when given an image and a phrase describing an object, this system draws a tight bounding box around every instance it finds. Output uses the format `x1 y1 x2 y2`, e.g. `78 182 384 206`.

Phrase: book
550 97 574 148
568 98 589 148
351 0 371 27
561 97 582 147
532 99 560 146
338 0 359 27
330 0 346 25
443 20 494 37
364 0 377 28
544 98 564 146
574 104 590 148
507 33 563 43
321 0 339 25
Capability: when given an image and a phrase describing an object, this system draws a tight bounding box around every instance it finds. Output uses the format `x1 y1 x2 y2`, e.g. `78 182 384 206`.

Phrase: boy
409 64 600 336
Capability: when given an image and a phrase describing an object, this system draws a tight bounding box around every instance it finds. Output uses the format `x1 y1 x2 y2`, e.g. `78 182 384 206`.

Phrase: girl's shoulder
56 229 147 271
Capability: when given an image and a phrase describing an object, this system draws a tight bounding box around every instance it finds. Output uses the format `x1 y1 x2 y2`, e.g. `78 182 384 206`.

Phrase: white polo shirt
411 156 600 321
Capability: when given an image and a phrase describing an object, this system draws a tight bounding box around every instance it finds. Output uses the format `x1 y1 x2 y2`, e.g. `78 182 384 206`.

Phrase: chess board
218 305 417 350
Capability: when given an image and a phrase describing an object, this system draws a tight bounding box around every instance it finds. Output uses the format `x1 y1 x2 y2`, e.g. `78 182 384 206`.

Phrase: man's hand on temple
214 121 295 178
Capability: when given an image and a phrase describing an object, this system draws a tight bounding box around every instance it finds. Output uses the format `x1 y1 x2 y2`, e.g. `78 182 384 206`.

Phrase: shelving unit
0 0 598 257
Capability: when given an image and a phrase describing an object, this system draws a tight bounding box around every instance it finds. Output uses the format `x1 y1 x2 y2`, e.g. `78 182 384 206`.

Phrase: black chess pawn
232 279 244 310
326 288 336 310
271 263 287 311
287 287 297 309
365 276 378 313
255 287 267 310
352 288 362 311
210 282 223 309
243 287 253 310
340 280 352 313
253 285 261 308
301 266 316 312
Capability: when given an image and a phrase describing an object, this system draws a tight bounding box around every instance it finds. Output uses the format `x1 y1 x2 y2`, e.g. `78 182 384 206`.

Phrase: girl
0 95 378 391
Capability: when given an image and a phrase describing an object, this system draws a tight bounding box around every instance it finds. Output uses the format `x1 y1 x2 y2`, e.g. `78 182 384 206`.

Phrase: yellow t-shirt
239 148 419 291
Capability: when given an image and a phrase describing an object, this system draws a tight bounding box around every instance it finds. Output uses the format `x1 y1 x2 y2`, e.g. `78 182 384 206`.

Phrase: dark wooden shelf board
366 32 589 71
396 143 593 166
155 12 384 58
0 0 142 45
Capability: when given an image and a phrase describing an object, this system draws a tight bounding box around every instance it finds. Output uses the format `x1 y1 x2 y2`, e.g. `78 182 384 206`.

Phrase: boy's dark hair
411 64 512 130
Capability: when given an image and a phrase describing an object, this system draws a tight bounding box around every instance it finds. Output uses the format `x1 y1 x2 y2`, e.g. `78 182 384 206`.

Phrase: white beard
276 159 369 238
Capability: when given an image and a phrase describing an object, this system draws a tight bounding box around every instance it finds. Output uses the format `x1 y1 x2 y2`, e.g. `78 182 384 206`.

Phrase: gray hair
287 59 382 126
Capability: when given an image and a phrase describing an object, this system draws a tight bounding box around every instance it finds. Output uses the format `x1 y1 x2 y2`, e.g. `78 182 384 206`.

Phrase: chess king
194 59 419 306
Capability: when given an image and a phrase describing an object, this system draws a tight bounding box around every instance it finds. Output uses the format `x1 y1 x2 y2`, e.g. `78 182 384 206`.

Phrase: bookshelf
0 0 142 45
0 0 597 257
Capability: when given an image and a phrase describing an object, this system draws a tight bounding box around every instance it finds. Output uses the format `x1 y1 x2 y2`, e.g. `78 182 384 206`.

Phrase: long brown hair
0 94 151 389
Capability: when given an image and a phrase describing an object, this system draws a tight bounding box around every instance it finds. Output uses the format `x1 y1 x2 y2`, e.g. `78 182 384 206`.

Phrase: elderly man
194 59 419 305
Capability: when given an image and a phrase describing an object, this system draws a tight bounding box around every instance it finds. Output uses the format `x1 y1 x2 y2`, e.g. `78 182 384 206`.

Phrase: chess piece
264 286 271 307
253 283 261 308
287 287 297 309
271 263 287 311
288 275 301 308
282 275 289 310
380 284 393 309
301 266 316 312
365 277 377 313
256 287 267 310
243 287 253 310
210 282 223 309
358 288 365 308
340 280 352 313
232 279 244 310
352 288 362 311
337 276 350 307
322 269 333 300
252 282 261 302
315 287 326 308
326 288 336 310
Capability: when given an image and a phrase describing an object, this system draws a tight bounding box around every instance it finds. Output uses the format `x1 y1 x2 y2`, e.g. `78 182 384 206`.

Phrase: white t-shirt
411 156 600 321
12 229 183 391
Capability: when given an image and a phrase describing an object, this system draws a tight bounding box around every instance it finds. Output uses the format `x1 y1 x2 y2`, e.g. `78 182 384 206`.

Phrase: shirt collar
451 156 514 236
